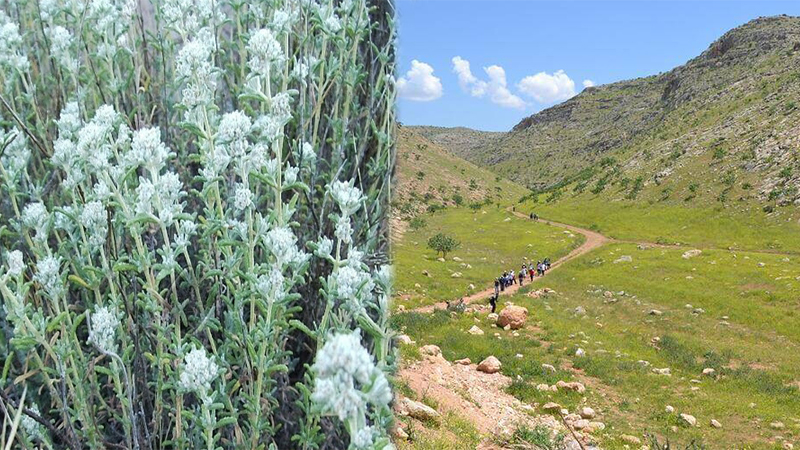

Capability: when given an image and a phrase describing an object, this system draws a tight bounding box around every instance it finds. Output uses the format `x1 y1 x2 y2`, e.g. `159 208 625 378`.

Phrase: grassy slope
395 243 800 448
522 196 800 252
393 126 524 219
394 206 583 310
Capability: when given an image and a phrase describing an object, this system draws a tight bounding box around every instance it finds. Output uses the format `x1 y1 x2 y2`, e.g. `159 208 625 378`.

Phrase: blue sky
396 1 800 131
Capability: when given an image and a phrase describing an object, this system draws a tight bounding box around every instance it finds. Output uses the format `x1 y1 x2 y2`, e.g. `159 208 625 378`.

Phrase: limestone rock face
497 305 528 330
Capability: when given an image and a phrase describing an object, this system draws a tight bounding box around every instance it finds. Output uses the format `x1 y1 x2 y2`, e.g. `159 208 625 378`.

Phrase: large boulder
497 305 528 330
477 356 502 374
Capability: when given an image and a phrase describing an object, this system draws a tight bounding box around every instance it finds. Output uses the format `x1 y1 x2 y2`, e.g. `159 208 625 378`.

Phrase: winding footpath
411 211 610 314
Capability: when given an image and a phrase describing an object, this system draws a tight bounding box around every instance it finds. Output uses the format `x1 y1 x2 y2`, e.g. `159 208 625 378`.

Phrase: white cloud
397 60 443 102
517 70 576 104
452 56 487 97
582 79 595 88
451 56 526 110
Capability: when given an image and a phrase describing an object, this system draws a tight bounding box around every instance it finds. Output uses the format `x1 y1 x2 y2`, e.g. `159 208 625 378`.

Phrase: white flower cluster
21 203 50 244
247 28 285 76
264 227 309 268
176 29 217 122
179 346 221 401
80 201 108 250
34 256 64 299
162 0 222 36
46 25 76 72
52 103 127 190
218 110 252 157
330 180 365 217
0 127 30 186
0 11 29 73
233 185 253 211
88 305 120 353
332 265 374 313
5 250 24 277
254 268 285 302
311 331 391 445
128 127 171 173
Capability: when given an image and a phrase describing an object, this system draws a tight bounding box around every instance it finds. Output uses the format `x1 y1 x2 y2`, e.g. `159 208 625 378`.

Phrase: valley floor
392 205 800 450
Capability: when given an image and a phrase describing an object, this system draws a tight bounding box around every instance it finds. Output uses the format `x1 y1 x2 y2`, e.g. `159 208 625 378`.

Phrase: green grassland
522 196 800 253
393 206 584 310
394 240 800 448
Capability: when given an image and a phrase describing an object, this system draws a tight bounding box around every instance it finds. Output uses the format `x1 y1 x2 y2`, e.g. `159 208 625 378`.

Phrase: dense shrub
0 0 396 448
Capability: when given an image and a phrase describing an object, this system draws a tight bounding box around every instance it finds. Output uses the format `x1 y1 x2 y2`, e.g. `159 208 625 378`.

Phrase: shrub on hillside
427 233 460 258
0 1 396 448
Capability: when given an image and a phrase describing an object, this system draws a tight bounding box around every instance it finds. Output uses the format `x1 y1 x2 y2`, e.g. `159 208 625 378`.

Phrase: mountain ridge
433 15 800 212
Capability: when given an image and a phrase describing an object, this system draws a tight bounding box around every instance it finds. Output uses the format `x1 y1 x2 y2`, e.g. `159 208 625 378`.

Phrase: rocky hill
393 125 525 219
406 125 504 161
464 15 800 210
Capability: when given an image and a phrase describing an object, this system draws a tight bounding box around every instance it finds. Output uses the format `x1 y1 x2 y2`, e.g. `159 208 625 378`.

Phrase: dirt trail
410 211 609 314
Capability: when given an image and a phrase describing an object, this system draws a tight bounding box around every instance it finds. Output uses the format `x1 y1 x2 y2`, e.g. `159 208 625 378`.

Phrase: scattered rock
649 309 663 316
614 255 633 263
401 398 440 423
468 283 475 290
396 334 414 345
421 270 431 277
680 413 697 427
665 405 675 414
587 421 605 433
575 348 586 357
452 256 462 262
573 419 590 430
683 249 702 259
454 358 471 365
450 272 462 278
702 368 716 376
710 419 722 429
555 380 586 393
574 306 587 315
419 345 442 358
542 363 557 373
580 407 596 419
542 402 561 413
771 421 786 430
467 325 484 336
653 368 672 376
437 257 446 262
497 305 528 330
477 356 502 374
392 424 409 440
487 313 499 322
621 435 642 445
603 291 614 298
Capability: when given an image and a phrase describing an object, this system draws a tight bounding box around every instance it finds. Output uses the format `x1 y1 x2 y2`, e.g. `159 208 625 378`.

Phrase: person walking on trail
489 293 498 313
529 265 535 281
518 269 524 286
500 273 506 291
510 269 516 285
494 278 500 296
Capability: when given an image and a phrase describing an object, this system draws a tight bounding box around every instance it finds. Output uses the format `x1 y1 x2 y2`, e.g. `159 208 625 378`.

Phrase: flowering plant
0 0 396 448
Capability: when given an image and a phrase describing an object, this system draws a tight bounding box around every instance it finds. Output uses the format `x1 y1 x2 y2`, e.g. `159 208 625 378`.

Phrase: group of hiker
488 258 551 312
